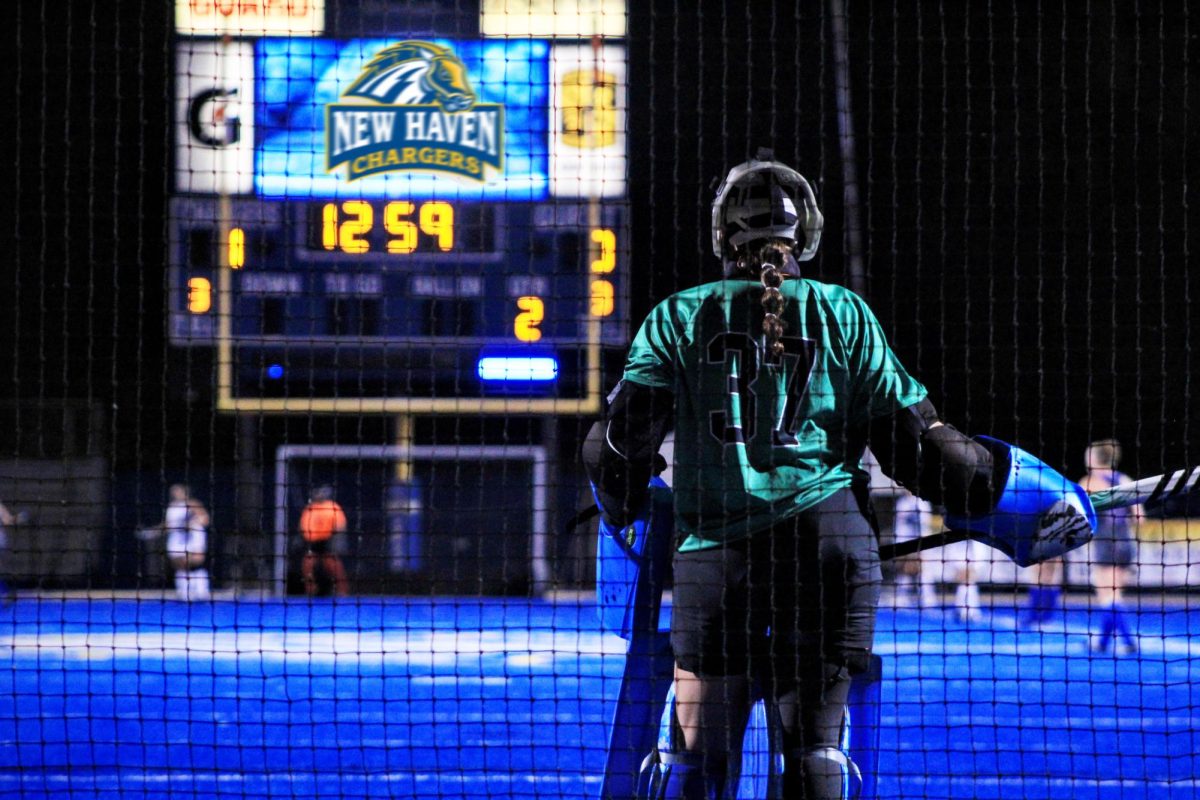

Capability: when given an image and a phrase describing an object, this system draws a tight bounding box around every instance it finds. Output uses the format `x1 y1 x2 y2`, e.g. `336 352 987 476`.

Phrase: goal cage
272 445 551 597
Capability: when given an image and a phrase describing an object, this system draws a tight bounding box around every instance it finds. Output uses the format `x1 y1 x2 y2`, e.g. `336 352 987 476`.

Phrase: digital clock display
306 200 499 257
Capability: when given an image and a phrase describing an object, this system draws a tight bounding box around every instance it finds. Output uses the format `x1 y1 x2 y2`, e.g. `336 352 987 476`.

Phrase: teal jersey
623 278 927 550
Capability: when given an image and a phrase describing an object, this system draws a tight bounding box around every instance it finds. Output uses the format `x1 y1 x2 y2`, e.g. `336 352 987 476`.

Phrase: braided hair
735 238 796 361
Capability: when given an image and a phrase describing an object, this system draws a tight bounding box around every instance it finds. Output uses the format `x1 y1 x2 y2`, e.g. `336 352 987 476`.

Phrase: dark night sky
4 0 1197 489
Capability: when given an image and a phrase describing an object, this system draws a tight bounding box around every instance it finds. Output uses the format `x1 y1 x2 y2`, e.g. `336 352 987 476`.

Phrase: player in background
161 484 210 601
879 469 984 621
1021 556 1065 628
583 149 1094 799
930 528 986 623
891 493 938 609
299 485 350 597
0 499 17 602
862 450 937 610
1081 439 1143 654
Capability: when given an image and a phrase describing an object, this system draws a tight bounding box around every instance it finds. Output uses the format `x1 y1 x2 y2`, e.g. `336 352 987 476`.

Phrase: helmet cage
711 153 824 263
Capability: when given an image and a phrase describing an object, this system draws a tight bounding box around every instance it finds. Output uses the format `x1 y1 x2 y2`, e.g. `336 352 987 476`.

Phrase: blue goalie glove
945 436 1097 567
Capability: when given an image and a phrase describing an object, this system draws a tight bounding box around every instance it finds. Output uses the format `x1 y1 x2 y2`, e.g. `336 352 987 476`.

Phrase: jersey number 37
706 332 817 447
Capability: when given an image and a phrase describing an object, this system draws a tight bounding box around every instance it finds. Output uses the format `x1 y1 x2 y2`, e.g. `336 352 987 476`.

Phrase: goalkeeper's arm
869 397 1096 565
867 397 1001 516
581 380 673 527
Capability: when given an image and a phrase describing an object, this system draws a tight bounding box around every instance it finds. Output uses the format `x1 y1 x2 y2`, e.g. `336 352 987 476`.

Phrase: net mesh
4 1 1197 798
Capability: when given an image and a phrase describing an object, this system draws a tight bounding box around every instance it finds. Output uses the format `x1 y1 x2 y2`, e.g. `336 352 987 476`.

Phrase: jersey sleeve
622 298 679 389
841 291 928 420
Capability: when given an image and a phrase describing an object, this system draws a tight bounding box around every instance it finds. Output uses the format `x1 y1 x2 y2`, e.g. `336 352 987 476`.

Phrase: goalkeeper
582 148 1094 800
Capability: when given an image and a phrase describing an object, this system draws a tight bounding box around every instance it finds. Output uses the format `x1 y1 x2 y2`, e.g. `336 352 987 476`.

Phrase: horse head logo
343 41 476 113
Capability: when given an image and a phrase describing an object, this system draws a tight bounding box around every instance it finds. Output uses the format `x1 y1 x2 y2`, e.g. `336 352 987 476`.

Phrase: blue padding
847 655 883 800
945 436 1097 567
595 477 674 638
601 630 675 800
597 477 676 799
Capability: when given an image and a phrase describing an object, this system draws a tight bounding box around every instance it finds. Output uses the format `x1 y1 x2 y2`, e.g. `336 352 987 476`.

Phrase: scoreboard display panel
170 28 628 412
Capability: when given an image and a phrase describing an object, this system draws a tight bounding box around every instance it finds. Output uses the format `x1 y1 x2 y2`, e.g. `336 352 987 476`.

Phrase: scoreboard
170 18 629 413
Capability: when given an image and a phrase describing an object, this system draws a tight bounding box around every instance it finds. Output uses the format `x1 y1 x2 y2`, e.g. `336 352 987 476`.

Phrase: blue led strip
477 356 559 382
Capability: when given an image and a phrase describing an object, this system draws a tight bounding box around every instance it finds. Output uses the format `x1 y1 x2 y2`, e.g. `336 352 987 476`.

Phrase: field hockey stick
879 465 1200 561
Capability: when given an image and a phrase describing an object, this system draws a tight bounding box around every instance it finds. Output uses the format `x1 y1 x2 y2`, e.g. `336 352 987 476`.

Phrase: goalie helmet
711 147 824 268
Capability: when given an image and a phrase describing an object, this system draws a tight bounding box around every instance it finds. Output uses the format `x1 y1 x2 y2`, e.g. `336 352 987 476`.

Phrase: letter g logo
188 87 241 147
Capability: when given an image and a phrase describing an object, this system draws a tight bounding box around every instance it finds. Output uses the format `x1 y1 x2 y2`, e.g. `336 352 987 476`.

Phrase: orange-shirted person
299 485 350 597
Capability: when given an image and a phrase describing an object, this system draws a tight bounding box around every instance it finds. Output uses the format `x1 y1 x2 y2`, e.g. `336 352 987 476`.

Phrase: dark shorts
670 487 882 681
1091 511 1136 567
306 538 332 555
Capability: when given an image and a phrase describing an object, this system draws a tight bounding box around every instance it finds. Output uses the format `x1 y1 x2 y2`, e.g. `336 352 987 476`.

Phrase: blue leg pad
600 632 675 800
846 654 882 800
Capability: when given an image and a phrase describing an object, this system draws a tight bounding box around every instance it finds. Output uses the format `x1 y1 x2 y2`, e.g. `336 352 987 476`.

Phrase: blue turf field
1 596 1197 800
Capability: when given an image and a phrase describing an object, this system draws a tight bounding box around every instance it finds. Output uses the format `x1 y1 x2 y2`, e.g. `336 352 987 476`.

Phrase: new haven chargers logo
326 41 504 182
